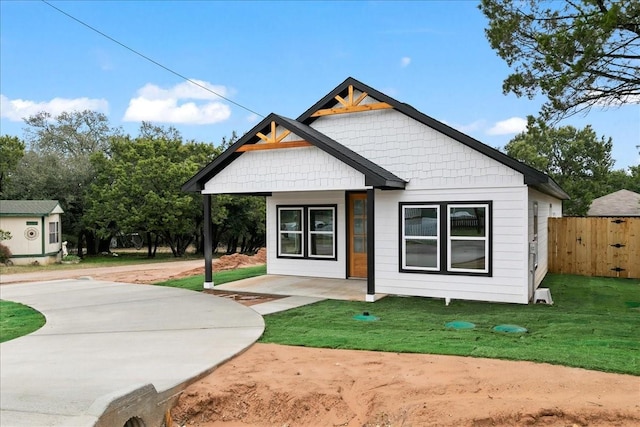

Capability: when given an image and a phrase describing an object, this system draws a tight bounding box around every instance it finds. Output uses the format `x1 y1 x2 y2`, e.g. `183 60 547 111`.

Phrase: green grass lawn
153 265 267 291
0 300 46 343
259 274 640 375
3 266 637 375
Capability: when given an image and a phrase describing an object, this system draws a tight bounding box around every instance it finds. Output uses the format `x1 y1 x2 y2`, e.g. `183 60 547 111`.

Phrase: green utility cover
445 321 476 330
493 324 528 333
353 312 379 321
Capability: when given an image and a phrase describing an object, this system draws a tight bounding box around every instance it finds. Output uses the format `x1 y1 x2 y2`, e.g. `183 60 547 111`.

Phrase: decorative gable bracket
310 85 392 117
237 120 312 152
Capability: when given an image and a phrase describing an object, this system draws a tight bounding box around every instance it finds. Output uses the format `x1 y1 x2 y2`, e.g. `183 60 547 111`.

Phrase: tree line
0 111 264 258
1 107 637 261
2 0 639 253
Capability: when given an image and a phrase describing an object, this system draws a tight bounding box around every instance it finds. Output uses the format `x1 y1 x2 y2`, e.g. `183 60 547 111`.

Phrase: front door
348 192 367 278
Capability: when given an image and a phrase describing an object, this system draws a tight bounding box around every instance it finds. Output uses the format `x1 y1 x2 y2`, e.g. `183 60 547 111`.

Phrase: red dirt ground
164 250 640 427
10 250 634 426
171 344 639 427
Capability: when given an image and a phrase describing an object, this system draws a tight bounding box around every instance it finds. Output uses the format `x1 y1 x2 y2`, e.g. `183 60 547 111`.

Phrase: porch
215 274 386 302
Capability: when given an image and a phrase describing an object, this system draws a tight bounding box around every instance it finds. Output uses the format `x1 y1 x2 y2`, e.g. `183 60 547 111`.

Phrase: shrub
61 254 81 263
0 243 12 264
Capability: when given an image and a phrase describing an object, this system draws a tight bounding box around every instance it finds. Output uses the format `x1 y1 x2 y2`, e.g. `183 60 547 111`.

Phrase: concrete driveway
0 278 264 427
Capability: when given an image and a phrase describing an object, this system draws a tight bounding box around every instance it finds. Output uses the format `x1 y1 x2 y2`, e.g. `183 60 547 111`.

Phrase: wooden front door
348 193 367 278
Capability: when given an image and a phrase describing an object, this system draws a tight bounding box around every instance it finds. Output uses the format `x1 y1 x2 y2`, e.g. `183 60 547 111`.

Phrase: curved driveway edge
0 279 264 427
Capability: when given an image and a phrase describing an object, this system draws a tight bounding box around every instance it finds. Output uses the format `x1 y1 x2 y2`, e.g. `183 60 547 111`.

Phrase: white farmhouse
184 78 568 304
0 200 64 265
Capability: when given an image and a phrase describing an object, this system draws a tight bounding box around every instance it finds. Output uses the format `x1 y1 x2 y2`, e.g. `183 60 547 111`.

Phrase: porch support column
203 193 214 289
366 188 376 302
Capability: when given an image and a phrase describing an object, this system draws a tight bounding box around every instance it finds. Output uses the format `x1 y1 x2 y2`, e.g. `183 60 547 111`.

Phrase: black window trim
398 201 493 277
276 204 338 261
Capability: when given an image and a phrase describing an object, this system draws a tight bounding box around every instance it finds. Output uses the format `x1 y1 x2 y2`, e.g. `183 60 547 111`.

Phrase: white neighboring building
0 200 64 265
184 78 569 304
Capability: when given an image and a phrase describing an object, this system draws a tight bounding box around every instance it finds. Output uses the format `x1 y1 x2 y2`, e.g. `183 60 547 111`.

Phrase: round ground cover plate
445 321 476 330
353 312 379 321
493 324 528 333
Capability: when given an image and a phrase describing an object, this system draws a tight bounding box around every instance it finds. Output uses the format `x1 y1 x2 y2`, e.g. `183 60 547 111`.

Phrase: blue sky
1 1 638 170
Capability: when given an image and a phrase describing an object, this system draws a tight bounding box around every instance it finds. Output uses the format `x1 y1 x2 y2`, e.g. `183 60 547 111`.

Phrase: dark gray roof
0 200 63 216
184 77 569 200
587 189 640 216
182 112 406 192
298 77 569 200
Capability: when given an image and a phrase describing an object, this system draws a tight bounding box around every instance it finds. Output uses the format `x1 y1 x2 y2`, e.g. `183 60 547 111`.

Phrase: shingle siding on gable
203 146 367 194
310 106 524 189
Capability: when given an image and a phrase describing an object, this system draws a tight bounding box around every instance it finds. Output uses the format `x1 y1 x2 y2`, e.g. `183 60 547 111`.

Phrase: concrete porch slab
214 274 386 302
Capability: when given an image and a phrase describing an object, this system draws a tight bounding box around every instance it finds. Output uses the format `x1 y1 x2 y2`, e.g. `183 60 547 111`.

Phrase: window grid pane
448 204 489 273
279 208 303 257
402 205 439 271
308 207 335 258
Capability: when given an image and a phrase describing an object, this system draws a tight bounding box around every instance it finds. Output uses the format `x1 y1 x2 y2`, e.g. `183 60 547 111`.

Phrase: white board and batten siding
266 191 347 279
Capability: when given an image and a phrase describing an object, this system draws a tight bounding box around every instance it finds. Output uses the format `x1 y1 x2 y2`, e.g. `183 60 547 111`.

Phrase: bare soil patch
172 344 639 427
8 250 636 426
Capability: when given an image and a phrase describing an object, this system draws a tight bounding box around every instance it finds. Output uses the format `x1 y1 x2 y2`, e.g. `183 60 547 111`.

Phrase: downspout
203 194 214 289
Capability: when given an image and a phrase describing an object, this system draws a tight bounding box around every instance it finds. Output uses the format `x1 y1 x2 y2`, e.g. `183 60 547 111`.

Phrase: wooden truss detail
311 85 392 117
237 121 312 152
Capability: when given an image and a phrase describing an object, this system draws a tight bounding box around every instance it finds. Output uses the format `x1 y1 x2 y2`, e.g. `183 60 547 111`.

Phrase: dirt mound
215 248 266 271
163 249 267 283
172 344 640 427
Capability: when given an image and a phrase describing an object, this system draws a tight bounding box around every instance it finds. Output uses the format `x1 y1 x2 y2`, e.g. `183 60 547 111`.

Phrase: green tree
23 110 121 156
218 195 266 254
606 166 640 193
86 126 220 257
0 135 26 196
6 110 121 255
480 0 640 119
505 117 615 215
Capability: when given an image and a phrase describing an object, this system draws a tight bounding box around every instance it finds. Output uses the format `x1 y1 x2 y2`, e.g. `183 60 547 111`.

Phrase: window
448 204 489 273
277 205 336 259
308 208 335 258
401 205 439 270
49 221 60 244
400 202 491 276
278 208 303 257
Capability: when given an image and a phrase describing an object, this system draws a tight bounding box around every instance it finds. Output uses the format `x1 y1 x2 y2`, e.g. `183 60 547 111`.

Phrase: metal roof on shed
0 200 63 216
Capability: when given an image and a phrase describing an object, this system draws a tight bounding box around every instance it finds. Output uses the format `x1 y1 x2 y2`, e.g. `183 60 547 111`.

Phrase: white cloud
123 80 232 124
0 94 109 121
587 90 640 106
487 117 527 135
400 57 411 67
452 119 486 134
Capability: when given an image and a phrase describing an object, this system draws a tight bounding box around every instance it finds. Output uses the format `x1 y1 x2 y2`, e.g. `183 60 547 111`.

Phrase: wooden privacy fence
548 217 640 279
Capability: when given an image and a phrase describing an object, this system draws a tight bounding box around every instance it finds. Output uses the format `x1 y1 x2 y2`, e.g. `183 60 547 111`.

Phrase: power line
41 0 264 118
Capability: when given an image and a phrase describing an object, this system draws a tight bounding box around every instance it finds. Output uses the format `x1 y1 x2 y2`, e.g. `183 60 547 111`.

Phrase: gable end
182 113 406 192
297 77 568 200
